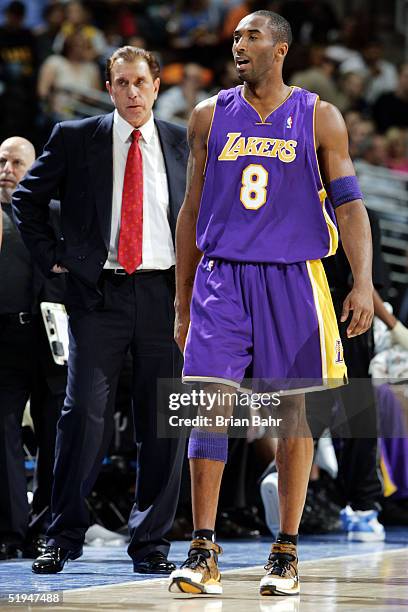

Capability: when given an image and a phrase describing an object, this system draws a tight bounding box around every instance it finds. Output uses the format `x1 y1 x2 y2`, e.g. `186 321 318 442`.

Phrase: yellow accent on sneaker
169 539 223 595
259 542 300 596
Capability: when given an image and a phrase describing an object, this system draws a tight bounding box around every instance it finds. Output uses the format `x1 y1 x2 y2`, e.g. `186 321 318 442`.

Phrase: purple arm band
327 175 363 209
188 428 228 463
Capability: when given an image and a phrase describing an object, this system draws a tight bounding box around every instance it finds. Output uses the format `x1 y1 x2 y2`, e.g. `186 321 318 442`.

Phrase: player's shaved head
250 10 292 47
233 11 292 84
0 136 35 203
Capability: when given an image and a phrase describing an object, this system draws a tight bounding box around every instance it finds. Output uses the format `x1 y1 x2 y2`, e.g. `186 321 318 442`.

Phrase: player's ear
276 42 289 59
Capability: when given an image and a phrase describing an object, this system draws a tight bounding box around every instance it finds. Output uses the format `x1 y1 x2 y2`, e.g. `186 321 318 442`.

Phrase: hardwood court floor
0 531 407 611
59 547 408 611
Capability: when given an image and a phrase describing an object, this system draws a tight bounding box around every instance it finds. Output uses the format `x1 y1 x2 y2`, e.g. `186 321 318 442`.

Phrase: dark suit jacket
12 112 188 309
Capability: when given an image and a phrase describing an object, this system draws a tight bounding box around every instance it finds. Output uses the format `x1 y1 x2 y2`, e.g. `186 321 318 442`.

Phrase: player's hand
174 305 190 353
390 320 408 350
340 284 374 338
51 264 69 273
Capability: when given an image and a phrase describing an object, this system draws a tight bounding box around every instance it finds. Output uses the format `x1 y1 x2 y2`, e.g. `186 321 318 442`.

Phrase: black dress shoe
23 535 48 559
32 545 83 574
133 552 176 575
0 543 23 561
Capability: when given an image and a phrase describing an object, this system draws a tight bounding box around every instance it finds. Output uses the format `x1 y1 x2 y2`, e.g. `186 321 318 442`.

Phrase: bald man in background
0 137 66 560
0 138 35 249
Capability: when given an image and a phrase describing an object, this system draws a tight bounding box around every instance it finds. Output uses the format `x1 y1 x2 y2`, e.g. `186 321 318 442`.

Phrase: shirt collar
113 109 155 144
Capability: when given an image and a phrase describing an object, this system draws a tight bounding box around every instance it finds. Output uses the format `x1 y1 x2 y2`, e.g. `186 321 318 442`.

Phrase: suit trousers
46 269 185 561
0 317 64 545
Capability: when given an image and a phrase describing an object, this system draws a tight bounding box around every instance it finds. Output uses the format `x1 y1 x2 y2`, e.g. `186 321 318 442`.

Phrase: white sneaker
347 510 385 542
85 524 126 547
169 539 223 595
339 505 355 531
260 472 280 537
260 542 299 596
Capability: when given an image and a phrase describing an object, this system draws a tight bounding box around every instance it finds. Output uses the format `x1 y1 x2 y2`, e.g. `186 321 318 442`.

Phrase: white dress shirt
105 109 175 270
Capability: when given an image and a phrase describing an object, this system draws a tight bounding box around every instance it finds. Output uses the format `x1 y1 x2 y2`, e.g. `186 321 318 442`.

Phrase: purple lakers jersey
197 86 338 263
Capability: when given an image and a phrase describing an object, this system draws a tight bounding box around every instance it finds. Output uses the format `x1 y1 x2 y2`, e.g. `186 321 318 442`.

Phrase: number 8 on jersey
240 164 269 210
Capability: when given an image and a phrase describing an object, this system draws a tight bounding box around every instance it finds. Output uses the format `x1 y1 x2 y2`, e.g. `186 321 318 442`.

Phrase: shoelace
181 549 210 571
265 554 295 576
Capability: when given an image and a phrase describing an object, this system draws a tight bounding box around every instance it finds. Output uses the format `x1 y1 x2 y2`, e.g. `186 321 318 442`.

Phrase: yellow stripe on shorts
306 260 348 384
380 455 397 497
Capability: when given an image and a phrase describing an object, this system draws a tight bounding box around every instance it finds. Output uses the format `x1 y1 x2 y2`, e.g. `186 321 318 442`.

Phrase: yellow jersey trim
312 96 339 257
241 85 297 124
203 99 217 176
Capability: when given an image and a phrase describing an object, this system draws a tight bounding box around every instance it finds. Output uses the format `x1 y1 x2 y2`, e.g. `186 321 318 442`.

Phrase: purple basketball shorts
183 256 347 392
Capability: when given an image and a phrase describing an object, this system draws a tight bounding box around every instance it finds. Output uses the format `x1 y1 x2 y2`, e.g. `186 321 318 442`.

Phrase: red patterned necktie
118 129 143 273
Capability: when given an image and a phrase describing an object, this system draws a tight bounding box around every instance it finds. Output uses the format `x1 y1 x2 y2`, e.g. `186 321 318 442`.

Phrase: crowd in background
1 0 408 169
1 0 408 547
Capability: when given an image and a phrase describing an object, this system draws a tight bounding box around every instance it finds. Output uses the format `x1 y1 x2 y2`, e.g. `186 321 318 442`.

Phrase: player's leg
251 259 346 596
170 258 251 594
277 396 314 534
169 383 235 594
260 394 313 596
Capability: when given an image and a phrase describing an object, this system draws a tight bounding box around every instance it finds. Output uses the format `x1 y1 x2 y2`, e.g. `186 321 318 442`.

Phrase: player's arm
174 96 216 352
316 100 374 338
373 289 397 330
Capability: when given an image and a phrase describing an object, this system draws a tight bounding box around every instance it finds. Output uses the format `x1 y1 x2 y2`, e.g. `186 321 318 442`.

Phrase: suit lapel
87 112 114 250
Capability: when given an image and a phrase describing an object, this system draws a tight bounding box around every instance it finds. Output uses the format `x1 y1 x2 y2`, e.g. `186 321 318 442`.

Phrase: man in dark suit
12 46 188 574
0 136 66 560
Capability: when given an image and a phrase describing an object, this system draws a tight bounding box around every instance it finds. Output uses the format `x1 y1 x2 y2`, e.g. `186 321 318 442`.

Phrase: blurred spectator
0 0 38 142
0 0 48 29
385 128 408 173
155 62 210 126
344 109 362 133
213 59 241 91
141 2 174 48
127 36 148 50
358 134 389 167
347 117 375 160
220 0 269 41
339 40 398 104
331 13 369 50
290 45 347 111
167 0 221 50
281 0 338 45
373 63 408 133
339 71 369 115
53 0 106 61
37 31 101 122
324 12 371 71
35 2 65 66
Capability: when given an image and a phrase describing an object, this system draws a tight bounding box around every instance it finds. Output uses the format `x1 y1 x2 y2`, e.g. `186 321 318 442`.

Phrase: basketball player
169 11 374 597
